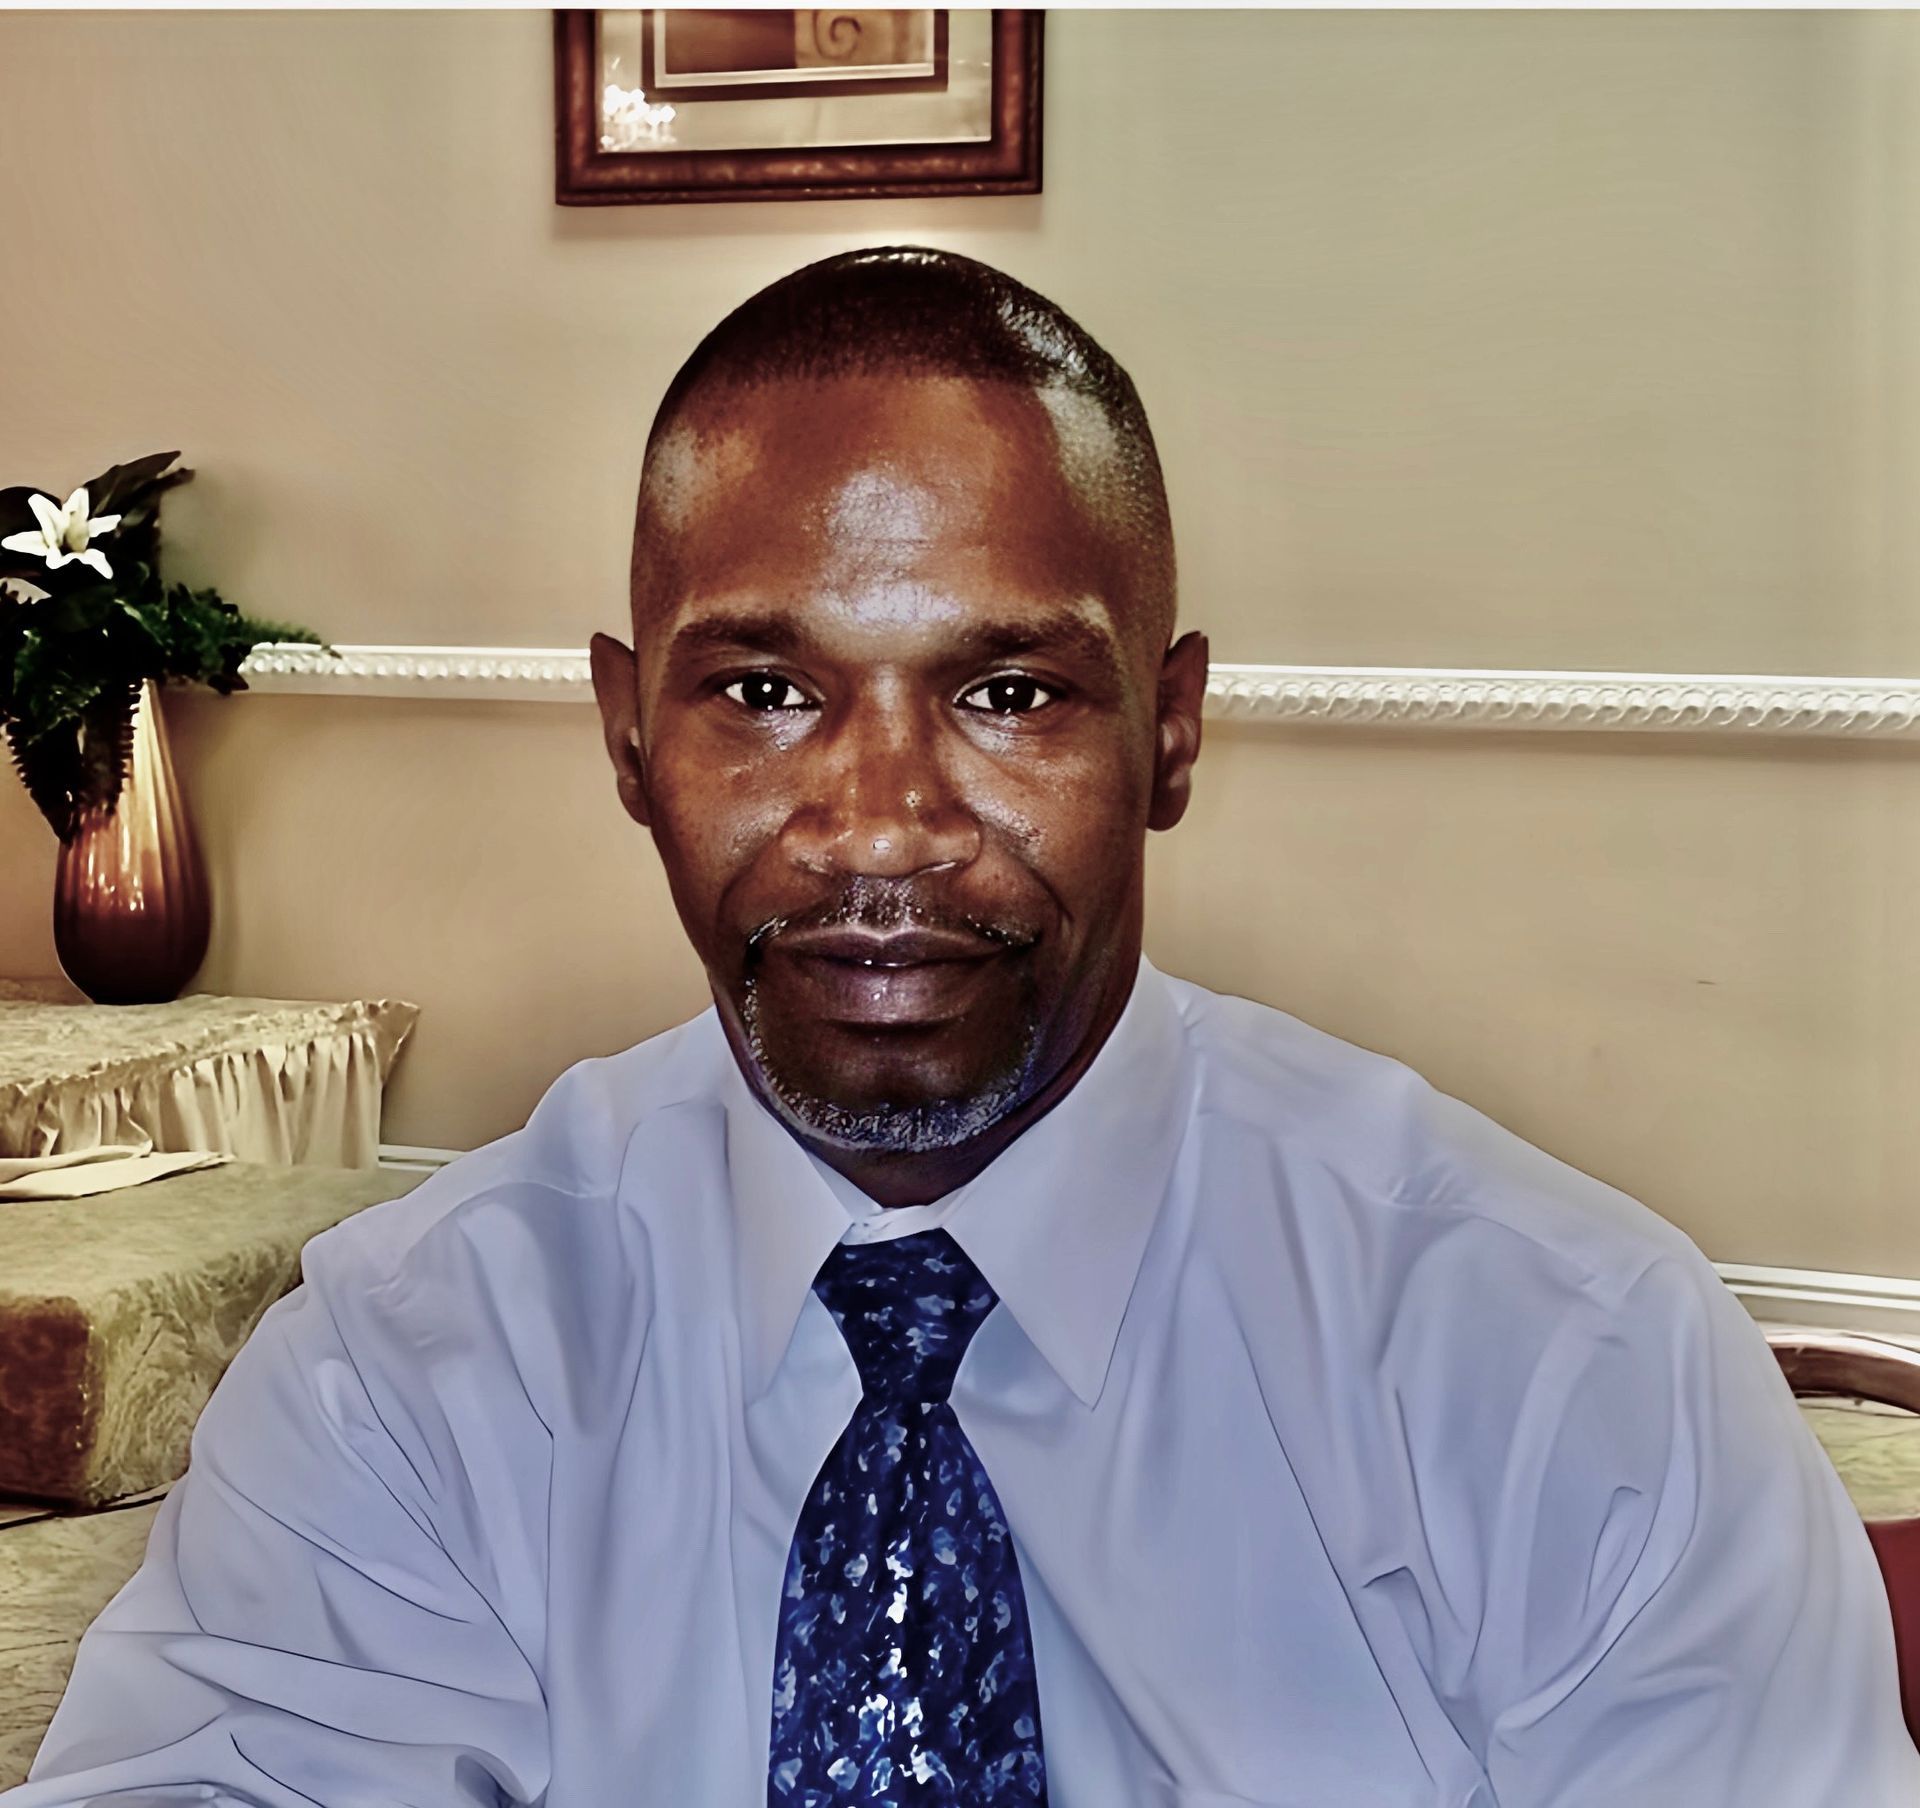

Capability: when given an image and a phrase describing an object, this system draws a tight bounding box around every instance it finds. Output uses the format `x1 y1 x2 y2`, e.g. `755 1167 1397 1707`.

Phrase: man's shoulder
1161 970 1704 1312
183 1018 729 1544
1159 974 1763 1521
298 1007 727 1305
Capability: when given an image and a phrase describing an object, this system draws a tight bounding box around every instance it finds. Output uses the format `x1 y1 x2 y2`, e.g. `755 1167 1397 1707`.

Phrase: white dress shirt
10 960 1915 1808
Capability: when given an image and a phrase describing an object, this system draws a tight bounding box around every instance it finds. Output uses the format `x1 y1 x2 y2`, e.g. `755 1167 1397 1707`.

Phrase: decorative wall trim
243 644 592 703
1204 665 1920 738
243 644 1920 737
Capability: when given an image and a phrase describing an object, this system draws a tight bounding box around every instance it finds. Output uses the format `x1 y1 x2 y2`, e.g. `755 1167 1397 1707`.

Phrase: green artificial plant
0 451 330 842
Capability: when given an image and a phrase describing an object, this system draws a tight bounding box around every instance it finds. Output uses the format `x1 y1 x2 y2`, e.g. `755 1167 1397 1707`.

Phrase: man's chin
757 1073 1033 1155
739 1012 1044 1156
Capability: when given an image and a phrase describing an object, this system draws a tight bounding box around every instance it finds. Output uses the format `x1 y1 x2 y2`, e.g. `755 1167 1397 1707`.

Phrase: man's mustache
743 876 1040 965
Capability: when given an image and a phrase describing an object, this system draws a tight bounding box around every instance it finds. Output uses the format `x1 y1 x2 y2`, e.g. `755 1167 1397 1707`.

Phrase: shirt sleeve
2 1259 551 1808
1476 1251 1920 1807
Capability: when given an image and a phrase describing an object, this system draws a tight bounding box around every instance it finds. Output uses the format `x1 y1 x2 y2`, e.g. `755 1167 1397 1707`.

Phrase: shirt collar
719 957 1194 1410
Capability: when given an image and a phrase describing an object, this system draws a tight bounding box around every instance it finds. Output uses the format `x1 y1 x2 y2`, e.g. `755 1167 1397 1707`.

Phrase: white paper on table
0 1133 232 1200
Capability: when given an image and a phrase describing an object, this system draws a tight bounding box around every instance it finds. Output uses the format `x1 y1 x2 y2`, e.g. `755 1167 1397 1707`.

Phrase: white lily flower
2 484 121 580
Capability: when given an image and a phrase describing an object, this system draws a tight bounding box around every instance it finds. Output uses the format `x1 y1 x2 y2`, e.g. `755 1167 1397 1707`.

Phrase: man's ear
1148 630 1207 832
589 630 652 829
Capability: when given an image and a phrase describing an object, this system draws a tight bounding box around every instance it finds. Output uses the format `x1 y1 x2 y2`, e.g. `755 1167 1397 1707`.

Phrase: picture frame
553 10 1043 205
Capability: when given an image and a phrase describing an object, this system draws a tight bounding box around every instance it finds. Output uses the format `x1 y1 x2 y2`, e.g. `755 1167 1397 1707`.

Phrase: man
8 247 1914 1807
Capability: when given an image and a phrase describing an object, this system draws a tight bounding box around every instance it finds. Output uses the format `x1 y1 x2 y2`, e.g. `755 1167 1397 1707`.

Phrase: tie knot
811 1228 998 1403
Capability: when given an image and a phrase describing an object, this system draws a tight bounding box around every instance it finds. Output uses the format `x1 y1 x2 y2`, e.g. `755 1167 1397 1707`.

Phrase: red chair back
1768 1330 1920 1744
1865 1518 1920 1743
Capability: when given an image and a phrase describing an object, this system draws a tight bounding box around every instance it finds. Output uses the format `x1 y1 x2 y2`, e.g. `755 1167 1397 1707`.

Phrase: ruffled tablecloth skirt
0 986 419 1168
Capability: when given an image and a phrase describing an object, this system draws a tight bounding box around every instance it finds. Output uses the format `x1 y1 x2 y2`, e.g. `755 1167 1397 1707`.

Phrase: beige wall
3 10 1919 1274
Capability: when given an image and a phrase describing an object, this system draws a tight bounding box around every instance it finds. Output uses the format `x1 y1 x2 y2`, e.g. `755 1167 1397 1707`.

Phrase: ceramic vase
52 680 211 1005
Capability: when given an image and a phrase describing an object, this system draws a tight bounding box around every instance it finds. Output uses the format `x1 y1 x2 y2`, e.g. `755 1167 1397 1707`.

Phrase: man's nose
783 707 983 880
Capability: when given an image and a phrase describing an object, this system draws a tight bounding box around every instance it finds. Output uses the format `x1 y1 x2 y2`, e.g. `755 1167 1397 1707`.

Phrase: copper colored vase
53 680 211 1005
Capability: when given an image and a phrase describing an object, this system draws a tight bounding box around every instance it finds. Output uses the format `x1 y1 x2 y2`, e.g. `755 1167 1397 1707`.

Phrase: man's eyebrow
662 612 804 664
956 609 1123 673
659 604 1125 675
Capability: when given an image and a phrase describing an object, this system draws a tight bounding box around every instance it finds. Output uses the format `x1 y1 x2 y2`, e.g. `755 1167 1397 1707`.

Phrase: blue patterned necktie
768 1228 1049 1805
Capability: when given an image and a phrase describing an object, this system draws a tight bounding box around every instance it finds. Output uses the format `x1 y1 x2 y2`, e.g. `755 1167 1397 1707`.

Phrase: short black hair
638 245 1176 639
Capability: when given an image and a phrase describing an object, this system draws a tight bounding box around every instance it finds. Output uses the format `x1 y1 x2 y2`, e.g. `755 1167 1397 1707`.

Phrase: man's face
594 373 1202 1155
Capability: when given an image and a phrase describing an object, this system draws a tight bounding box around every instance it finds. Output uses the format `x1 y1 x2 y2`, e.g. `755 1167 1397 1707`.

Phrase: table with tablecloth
0 1157 427 1787
0 983 419 1167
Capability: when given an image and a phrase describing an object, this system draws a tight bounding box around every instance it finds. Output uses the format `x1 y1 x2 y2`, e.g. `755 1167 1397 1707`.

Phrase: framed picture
553 10 1043 205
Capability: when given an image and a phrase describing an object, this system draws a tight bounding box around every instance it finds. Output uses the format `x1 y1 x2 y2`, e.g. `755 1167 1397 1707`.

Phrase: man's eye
722 674 812 712
958 675 1058 715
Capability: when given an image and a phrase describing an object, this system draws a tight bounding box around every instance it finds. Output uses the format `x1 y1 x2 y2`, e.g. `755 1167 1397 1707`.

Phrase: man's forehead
642 414 762 539
822 467 943 550
641 374 1067 536
634 374 1134 635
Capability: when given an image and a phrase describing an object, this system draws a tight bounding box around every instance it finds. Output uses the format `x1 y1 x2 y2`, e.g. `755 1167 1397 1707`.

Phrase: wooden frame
553 10 1043 206
1768 1329 1920 1418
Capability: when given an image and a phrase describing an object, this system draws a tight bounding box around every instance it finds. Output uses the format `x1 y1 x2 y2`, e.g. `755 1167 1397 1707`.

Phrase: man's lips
769 924 1008 966
753 923 1025 1027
